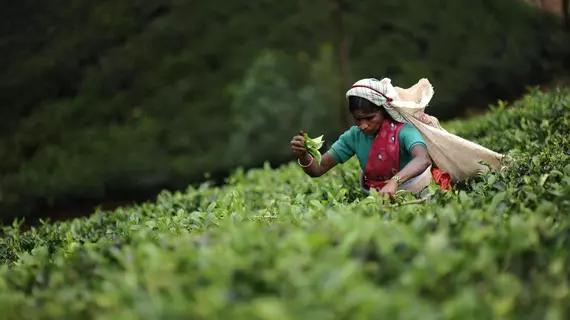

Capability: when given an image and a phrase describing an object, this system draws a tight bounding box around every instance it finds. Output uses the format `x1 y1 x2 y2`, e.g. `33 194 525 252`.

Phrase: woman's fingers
378 190 395 200
291 131 307 155
291 135 305 145
291 140 305 148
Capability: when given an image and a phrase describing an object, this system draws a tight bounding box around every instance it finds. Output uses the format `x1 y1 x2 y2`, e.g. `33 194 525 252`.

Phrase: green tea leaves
304 133 325 164
0 89 569 318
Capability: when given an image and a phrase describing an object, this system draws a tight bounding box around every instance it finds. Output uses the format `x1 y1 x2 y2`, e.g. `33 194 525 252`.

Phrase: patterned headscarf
345 78 405 122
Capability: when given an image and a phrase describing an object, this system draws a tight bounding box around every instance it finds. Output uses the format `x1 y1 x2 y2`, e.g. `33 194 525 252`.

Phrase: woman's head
345 78 394 135
348 95 388 135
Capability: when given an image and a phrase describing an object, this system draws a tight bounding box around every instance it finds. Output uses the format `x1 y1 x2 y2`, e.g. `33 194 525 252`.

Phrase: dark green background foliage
0 0 569 221
0 87 569 319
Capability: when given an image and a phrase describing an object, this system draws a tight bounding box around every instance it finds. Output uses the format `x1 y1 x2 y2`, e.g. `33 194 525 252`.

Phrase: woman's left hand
378 179 398 199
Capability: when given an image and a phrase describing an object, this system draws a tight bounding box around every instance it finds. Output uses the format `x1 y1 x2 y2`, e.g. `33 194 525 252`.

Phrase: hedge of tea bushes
0 87 569 319
3 0 570 221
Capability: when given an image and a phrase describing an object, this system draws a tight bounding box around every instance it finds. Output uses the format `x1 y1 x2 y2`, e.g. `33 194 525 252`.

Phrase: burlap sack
379 78 505 183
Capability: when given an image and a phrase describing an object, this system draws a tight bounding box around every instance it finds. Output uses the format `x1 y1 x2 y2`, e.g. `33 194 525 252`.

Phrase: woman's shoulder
398 122 426 143
332 126 368 147
340 125 363 138
400 122 421 133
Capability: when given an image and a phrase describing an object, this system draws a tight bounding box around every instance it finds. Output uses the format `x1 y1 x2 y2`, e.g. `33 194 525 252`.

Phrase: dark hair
348 96 386 115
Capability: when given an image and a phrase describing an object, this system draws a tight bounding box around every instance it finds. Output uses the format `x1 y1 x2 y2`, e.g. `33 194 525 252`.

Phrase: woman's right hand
290 130 308 158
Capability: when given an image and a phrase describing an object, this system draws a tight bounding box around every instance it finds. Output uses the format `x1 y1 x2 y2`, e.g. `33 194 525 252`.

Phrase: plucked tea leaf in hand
304 133 325 164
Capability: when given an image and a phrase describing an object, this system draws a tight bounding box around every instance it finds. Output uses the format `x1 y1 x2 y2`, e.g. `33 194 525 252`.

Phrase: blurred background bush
1 0 569 223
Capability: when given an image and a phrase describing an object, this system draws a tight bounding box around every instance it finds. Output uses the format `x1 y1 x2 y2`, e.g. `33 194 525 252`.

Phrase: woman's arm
291 129 353 178
298 152 338 178
394 144 432 183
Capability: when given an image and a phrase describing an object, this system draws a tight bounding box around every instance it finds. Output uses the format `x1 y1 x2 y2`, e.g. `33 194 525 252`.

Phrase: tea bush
0 87 569 319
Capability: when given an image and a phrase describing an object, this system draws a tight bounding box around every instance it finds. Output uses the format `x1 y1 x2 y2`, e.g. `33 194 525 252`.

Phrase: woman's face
352 110 385 136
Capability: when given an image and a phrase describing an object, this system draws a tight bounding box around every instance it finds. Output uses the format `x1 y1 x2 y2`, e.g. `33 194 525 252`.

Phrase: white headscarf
345 77 434 123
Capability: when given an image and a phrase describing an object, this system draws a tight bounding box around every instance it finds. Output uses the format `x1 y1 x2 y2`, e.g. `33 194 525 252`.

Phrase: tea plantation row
1 88 569 319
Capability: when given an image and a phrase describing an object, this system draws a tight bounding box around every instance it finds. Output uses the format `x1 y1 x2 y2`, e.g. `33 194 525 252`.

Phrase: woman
290 78 434 198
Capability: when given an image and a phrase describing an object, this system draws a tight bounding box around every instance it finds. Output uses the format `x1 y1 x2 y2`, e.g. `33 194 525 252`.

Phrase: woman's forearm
298 152 338 178
395 154 432 183
298 153 321 177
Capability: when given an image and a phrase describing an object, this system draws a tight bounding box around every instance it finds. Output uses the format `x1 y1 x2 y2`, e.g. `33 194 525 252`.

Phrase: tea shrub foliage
1 87 570 319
